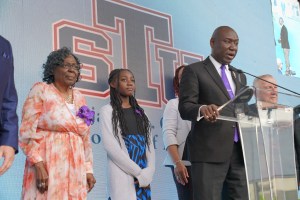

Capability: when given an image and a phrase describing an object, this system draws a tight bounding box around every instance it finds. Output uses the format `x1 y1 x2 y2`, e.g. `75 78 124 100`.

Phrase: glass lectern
218 86 299 200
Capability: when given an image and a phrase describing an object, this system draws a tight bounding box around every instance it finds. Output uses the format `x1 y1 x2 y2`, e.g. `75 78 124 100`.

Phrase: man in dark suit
179 26 248 200
246 74 278 117
0 35 18 175
253 74 300 186
278 17 295 76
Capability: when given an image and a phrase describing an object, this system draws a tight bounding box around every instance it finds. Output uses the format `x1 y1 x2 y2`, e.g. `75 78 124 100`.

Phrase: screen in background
272 0 300 77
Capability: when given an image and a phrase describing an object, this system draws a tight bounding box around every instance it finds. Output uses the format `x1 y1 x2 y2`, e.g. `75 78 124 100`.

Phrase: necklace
52 83 73 104
65 90 73 104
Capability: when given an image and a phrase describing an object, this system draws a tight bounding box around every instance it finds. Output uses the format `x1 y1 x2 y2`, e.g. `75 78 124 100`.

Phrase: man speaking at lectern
179 26 248 200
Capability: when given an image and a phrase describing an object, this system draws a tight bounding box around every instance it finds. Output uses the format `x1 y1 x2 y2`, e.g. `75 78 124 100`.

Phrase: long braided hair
108 69 151 148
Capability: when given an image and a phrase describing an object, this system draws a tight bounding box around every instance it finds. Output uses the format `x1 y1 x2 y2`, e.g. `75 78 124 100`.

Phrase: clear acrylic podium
218 86 300 200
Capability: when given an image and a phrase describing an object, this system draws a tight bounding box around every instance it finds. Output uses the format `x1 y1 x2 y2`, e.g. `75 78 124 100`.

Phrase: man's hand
200 104 219 122
0 145 15 175
87 173 96 192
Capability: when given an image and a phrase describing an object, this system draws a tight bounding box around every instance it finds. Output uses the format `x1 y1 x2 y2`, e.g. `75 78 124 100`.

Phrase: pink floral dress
19 82 94 200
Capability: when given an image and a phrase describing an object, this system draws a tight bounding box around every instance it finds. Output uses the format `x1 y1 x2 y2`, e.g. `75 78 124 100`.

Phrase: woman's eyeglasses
62 63 81 71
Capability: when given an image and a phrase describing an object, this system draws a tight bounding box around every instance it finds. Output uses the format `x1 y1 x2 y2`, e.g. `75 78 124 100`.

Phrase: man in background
277 58 283 75
253 74 278 108
278 17 295 76
253 74 300 185
0 35 18 175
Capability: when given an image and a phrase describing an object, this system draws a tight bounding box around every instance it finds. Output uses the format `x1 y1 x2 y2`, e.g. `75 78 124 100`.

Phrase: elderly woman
19 47 96 199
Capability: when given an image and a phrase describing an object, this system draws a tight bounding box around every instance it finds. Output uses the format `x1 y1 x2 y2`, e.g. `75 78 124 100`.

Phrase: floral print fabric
19 82 93 200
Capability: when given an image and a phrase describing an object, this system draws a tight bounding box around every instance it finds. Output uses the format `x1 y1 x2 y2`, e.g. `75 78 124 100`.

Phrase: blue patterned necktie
221 65 239 142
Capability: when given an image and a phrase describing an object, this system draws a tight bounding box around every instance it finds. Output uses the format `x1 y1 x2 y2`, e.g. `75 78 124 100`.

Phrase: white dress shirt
197 56 236 121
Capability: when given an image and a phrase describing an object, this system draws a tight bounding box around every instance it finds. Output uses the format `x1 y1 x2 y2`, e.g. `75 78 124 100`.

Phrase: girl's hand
134 180 150 189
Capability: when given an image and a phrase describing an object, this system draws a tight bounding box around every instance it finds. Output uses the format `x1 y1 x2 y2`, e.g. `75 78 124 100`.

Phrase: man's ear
210 38 214 48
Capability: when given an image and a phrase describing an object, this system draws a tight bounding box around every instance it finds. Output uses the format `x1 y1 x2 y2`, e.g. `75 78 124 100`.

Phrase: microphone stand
229 68 300 96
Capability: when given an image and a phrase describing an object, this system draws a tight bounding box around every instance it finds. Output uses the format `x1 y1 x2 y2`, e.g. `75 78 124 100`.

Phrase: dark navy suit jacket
0 35 18 153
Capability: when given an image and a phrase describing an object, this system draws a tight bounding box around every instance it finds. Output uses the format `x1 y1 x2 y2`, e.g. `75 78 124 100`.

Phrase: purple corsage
77 105 95 126
135 109 143 117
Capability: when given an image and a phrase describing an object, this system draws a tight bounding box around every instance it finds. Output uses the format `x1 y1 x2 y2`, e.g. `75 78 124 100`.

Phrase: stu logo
53 0 203 108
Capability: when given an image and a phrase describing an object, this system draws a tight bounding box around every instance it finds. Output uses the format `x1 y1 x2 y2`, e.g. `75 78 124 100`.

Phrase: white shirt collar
209 55 228 71
208 55 236 93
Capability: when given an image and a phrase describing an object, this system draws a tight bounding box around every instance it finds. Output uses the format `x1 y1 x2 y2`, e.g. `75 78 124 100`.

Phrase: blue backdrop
0 0 299 199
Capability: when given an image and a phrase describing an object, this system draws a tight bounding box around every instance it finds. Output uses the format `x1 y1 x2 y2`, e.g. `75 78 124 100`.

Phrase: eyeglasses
62 63 81 71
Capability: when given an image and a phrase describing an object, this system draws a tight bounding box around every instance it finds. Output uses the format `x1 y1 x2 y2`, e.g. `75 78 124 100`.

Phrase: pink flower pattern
19 82 94 200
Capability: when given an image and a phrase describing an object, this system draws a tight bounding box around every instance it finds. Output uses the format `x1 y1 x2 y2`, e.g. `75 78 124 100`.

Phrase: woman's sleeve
83 124 94 174
136 132 155 187
76 96 94 174
100 106 142 177
19 83 44 165
162 99 179 149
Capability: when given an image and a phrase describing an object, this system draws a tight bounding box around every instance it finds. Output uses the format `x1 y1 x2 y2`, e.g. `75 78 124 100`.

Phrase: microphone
228 67 300 96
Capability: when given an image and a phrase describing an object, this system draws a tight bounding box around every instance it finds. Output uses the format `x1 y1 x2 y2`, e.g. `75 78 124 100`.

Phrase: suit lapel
0 46 10 84
203 58 231 100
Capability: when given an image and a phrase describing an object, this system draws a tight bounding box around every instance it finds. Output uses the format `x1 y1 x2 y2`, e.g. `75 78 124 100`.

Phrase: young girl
100 69 155 200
